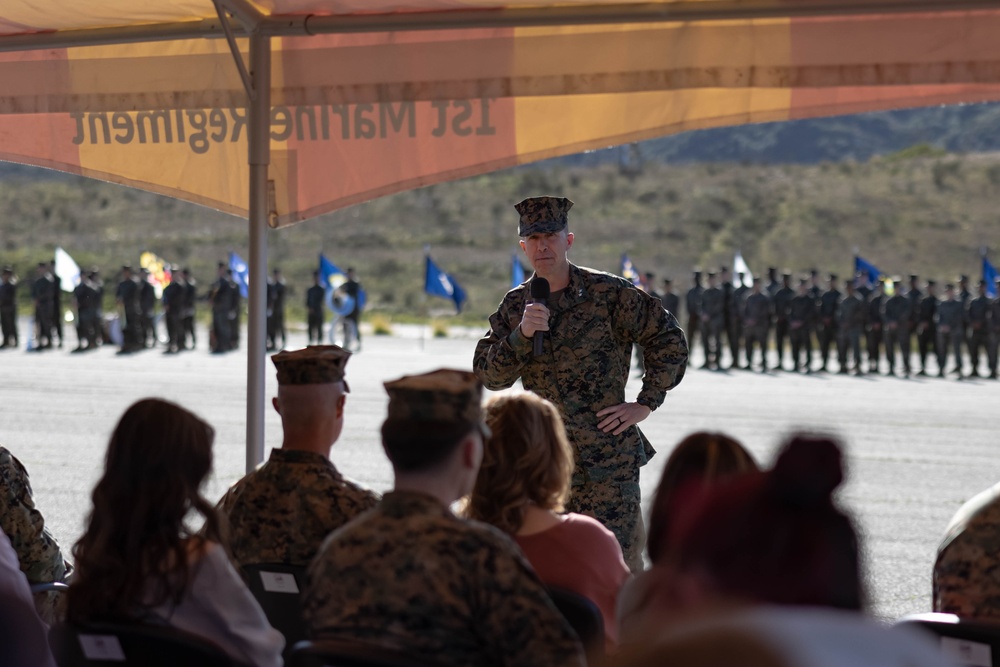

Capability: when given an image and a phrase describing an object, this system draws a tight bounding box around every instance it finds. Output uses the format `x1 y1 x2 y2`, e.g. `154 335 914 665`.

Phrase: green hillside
1 148 997 325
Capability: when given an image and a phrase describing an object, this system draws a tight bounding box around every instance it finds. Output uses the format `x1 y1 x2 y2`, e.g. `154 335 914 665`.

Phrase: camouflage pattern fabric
515 196 573 237
272 345 351 386
217 448 379 567
384 369 485 427
0 446 69 623
565 474 644 572
303 491 585 667
0 447 67 585
474 263 687 565
934 481 1000 619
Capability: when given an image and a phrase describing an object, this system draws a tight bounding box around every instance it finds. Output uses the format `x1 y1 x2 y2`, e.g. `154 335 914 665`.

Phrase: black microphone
530 277 550 357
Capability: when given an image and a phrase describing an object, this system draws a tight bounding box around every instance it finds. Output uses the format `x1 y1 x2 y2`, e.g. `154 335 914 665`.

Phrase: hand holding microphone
521 277 550 357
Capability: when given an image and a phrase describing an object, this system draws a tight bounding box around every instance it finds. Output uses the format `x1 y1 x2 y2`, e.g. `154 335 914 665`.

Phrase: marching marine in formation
0 267 17 349
836 280 866 375
882 279 913 377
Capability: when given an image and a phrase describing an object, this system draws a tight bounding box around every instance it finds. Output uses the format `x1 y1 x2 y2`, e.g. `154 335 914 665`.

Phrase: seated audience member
218 345 378 567
618 431 757 640
67 398 284 667
0 445 71 623
0 527 56 667
934 479 1000 619
463 391 629 646
304 369 585 667
614 436 951 667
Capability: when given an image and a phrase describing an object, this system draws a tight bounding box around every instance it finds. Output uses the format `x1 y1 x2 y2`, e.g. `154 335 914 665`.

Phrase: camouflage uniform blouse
303 491 585 667
474 264 688 484
934 481 1000 619
0 447 67 584
217 448 379 567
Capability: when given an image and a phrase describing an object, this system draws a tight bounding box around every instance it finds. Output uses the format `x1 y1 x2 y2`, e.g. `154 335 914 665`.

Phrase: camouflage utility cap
272 345 351 389
515 196 573 237
384 369 487 433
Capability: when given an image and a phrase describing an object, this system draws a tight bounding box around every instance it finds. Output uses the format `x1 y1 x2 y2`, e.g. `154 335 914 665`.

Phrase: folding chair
48 621 250 667
242 562 308 657
547 586 605 663
287 638 442 667
897 612 1000 666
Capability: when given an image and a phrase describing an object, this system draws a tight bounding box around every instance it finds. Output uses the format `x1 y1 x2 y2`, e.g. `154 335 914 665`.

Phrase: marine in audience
463 391 629 647
304 369 585 667
218 345 378 568
934 478 1000 619
0 445 70 623
67 398 283 667
0 527 56 667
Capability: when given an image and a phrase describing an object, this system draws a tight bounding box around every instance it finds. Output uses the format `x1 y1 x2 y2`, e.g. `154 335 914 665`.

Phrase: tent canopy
4 1 1000 227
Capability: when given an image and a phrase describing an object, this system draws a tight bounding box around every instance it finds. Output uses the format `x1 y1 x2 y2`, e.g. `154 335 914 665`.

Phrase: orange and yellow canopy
3 1 1000 227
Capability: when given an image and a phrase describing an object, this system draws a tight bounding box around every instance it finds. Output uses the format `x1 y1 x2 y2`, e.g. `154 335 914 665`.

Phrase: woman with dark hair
463 391 629 646
619 431 757 640
67 398 283 667
614 436 950 667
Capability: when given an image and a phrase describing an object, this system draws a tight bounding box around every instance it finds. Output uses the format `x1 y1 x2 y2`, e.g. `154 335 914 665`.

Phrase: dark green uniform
700 285 725 370
474 263 687 569
684 280 702 356
304 491 585 667
209 276 236 352
772 283 794 369
882 292 912 376
989 290 1000 379
742 291 771 371
866 291 885 373
836 292 865 374
788 293 815 372
916 292 938 374
0 275 18 348
218 449 379 568
818 288 841 371
306 284 325 344
936 298 966 378
72 279 100 350
967 295 990 377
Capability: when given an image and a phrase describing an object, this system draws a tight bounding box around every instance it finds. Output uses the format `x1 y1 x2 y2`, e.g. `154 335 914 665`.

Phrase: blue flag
228 251 249 298
425 255 467 313
984 254 999 298
854 255 882 287
319 253 360 316
511 252 526 289
621 254 642 286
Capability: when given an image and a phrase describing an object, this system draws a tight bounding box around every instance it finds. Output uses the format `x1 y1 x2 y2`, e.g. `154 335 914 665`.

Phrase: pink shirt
515 513 630 646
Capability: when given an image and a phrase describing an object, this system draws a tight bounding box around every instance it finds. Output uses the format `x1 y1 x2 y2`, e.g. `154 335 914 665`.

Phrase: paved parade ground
1 321 998 621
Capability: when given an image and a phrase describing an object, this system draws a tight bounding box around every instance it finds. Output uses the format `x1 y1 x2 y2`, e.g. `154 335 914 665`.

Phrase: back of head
464 392 573 533
68 398 218 623
647 432 757 563
381 369 486 474
668 435 864 611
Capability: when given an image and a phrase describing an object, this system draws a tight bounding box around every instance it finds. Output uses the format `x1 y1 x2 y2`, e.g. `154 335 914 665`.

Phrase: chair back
241 563 308 655
547 586 605 661
48 621 248 667
897 612 1000 666
287 639 442 667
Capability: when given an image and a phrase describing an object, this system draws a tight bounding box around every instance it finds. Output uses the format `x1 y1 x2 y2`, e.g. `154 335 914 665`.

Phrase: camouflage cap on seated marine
383 368 489 435
515 196 574 237
272 345 351 391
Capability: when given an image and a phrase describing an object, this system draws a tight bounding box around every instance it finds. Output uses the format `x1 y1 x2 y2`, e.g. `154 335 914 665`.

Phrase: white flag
733 251 754 288
54 247 81 292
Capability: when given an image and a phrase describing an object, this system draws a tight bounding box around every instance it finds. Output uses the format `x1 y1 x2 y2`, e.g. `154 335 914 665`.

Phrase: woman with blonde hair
464 391 629 646
67 398 283 667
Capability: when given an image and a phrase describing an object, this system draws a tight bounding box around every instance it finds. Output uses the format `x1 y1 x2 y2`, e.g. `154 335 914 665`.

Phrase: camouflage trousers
566 474 644 573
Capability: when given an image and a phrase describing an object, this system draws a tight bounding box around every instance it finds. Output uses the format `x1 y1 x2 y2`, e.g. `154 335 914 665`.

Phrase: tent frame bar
3 0 1000 53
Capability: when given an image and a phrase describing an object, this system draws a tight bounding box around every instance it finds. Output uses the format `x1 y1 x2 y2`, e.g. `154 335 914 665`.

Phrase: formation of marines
664 267 1000 380
0 261 294 356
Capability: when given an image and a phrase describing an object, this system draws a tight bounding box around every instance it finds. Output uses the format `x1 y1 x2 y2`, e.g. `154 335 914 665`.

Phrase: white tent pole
246 32 271 473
